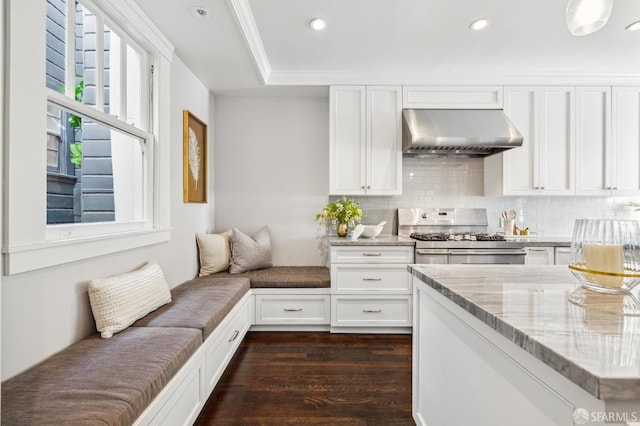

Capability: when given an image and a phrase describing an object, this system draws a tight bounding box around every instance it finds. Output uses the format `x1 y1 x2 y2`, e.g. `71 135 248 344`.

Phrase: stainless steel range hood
402 109 523 157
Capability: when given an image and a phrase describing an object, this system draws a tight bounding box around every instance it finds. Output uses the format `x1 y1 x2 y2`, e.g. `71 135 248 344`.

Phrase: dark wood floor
195 331 414 426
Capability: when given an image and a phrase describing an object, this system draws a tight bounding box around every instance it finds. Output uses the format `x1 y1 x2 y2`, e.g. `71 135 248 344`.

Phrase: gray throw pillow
229 226 273 273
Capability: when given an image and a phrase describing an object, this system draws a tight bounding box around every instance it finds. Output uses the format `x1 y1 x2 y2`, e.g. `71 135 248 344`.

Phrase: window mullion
120 35 127 123
47 89 153 142
96 15 105 111
65 0 76 98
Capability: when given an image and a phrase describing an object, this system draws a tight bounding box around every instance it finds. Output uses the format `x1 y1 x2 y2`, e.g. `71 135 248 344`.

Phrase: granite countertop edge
408 266 637 401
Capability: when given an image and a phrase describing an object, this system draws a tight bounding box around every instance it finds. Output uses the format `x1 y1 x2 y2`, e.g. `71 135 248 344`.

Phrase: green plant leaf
69 142 83 167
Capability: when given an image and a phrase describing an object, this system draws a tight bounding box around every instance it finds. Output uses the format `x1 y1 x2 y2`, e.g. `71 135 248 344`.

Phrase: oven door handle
416 249 450 255
448 250 526 256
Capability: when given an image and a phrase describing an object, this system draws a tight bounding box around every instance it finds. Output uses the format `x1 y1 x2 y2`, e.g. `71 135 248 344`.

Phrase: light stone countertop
409 264 640 401
329 235 415 246
329 235 571 247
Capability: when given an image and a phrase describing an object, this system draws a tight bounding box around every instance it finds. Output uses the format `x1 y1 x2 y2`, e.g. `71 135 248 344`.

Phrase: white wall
214 96 329 266
1 55 213 380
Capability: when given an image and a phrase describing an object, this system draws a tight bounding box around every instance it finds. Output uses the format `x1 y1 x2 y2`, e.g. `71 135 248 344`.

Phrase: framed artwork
183 110 208 203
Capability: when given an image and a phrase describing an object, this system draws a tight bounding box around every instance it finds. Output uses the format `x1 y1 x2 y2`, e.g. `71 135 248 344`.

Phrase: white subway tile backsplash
330 158 640 237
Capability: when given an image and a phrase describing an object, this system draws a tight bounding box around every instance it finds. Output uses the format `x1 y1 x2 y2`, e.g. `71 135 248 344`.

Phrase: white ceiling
134 0 640 95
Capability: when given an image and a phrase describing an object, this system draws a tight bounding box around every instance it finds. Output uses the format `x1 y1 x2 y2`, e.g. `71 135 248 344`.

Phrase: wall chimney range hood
402 109 523 158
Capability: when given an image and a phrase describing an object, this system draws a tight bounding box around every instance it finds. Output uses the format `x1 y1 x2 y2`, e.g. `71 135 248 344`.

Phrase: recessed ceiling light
469 18 490 31
626 20 640 31
309 18 326 31
190 6 210 20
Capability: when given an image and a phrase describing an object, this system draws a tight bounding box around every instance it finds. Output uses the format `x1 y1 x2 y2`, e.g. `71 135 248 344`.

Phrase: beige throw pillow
197 230 232 276
88 261 172 338
230 226 273 274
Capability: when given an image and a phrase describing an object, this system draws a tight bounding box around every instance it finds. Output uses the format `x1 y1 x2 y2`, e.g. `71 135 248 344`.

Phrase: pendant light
566 0 614 36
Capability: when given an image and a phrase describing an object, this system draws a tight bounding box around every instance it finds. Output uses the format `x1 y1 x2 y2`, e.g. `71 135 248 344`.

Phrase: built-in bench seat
1 266 328 425
132 276 250 339
212 266 330 288
1 327 202 426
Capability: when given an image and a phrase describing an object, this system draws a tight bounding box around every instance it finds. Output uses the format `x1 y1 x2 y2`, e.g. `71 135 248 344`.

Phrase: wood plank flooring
195 331 414 426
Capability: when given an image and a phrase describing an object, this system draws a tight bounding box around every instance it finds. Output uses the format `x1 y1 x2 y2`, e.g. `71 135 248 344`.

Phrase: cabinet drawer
331 246 414 264
255 295 330 325
331 295 412 327
205 296 251 391
331 264 411 293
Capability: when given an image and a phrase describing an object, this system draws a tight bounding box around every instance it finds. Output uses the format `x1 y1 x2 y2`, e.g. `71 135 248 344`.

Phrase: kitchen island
410 265 640 426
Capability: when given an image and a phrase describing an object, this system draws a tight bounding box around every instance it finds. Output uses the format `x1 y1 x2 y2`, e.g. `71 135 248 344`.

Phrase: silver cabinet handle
363 309 382 313
284 308 302 312
527 248 550 252
612 187 618 190
363 277 382 281
362 253 382 257
228 330 239 342
556 248 571 253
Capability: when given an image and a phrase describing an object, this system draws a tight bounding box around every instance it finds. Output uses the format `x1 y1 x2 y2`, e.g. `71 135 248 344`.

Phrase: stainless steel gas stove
398 208 526 264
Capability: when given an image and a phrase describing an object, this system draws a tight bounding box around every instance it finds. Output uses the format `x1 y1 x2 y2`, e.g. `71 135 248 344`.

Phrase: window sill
3 227 172 275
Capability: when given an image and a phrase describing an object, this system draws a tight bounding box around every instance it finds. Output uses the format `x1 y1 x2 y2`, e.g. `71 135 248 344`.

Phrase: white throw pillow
88 261 172 338
229 226 273 274
196 230 232 276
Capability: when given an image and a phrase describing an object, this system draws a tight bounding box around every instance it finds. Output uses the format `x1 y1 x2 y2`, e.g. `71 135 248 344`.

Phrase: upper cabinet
330 86 402 195
575 87 611 195
403 86 503 109
485 87 575 196
611 87 640 195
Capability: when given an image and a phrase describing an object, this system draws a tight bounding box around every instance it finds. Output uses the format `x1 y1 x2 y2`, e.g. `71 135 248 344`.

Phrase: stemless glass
568 219 640 314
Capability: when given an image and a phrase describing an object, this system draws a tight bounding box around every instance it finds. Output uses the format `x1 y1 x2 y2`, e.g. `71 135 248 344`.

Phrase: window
45 0 151 228
3 0 173 274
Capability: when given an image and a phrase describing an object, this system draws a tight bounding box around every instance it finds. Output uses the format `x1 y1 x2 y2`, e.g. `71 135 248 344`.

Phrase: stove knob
421 213 427 219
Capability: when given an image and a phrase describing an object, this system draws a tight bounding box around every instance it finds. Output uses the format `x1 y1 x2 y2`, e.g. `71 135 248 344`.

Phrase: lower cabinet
254 294 330 325
554 246 571 265
524 246 554 265
330 245 414 333
331 295 412 327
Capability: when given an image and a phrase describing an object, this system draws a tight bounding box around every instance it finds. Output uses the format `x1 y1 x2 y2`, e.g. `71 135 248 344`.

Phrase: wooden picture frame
183 110 208 203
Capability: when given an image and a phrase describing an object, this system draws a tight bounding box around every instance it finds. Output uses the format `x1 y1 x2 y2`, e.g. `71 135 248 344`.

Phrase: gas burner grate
410 232 507 242
474 233 506 241
410 232 450 241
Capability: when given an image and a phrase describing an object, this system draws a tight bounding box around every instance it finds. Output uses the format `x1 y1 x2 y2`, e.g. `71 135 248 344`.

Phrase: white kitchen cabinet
576 87 611 195
485 87 575 196
611 87 640 195
254 294 330 325
554 247 571 265
524 246 554 265
330 245 414 332
402 86 503 109
329 86 402 195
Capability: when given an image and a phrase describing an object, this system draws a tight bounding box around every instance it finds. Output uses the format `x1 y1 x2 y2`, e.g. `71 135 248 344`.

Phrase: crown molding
267 69 640 87
228 0 271 84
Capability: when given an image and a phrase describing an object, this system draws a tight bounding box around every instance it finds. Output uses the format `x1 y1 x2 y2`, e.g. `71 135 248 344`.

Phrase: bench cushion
2 327 201 426
132 276 250 339
213 266 330 288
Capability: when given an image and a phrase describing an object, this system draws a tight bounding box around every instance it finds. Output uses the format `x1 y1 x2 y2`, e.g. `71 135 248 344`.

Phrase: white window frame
3 0 174 274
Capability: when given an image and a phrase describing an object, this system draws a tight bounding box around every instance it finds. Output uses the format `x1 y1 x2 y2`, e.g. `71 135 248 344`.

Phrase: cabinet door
611 87 640 195
366 86 402 195
575 87 611 195
554 247 571 265
538 87 575 195
502 87 537 195
330 86 366 195
525 247 554 265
